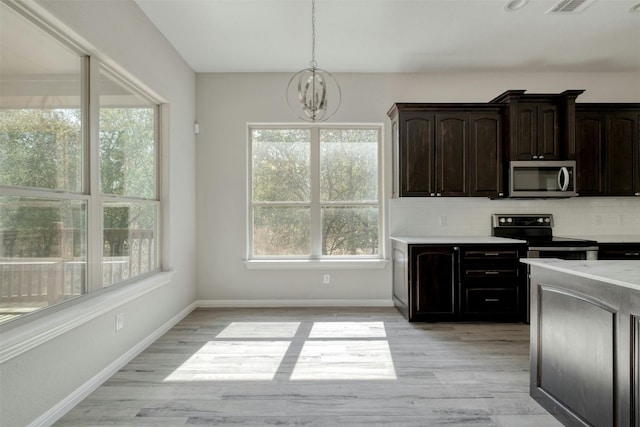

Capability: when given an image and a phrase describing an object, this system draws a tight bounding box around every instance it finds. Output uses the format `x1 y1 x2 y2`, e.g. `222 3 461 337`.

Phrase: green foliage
100 108 155 199
0 109 82 192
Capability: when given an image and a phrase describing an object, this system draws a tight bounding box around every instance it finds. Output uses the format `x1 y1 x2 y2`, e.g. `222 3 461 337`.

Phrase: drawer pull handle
625 252 640 256
485 298 500 302
484 271 500 275
484 252 500 256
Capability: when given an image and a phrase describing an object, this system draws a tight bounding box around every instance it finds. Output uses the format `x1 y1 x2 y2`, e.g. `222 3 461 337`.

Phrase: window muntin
250 125 381 259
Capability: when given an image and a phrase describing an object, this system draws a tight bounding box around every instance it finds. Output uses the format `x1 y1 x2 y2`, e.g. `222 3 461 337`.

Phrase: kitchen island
523 258 640 427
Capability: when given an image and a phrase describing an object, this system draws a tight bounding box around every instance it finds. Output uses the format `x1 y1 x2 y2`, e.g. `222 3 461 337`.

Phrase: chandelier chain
310 0 317 68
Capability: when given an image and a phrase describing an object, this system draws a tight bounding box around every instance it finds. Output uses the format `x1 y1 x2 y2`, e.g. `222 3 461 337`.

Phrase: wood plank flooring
55 307 563 426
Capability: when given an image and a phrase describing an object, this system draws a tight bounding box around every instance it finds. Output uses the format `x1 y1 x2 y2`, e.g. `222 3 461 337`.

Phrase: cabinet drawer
463 268 519 279
462 249 519 261
463 288 519 314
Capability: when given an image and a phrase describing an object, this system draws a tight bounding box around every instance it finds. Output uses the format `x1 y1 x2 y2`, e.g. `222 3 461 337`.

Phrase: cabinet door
469 112 503 197
514 104 538 160
435 113 468 196
513 103 560 160
411 246 458 320
537 104 560 159
606 112 638 196
399 112 435 196
575 112 605 196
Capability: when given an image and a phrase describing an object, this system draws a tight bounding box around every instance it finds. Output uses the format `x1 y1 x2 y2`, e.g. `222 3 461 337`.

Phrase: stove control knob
506 218 513 223
537 218 544 223
499 218 506 224
544 218 551 223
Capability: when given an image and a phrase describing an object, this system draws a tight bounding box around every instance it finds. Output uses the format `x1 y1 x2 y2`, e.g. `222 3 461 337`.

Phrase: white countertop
522 258 640 290
390 236 527 245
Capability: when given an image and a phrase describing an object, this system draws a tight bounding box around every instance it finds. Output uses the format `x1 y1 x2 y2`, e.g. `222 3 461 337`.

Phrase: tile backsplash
389 197 640 237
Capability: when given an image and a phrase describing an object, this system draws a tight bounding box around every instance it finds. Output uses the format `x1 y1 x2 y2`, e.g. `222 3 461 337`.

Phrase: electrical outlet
115 312 125 332
323 274 331 284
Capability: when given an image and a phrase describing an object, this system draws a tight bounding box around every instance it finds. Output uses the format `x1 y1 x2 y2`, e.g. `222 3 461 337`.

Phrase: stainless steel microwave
509 160 577 198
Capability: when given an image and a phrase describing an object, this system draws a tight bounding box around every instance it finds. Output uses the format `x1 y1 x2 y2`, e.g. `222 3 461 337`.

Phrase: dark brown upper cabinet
575 105 640 197
389 104 504 198
491 90 584 161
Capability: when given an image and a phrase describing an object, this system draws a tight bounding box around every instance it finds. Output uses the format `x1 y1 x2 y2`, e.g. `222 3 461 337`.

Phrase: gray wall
0 1 197 425
195 71 640 303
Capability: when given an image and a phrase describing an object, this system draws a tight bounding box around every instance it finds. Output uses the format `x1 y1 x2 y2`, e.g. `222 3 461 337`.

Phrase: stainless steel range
492 214 598 260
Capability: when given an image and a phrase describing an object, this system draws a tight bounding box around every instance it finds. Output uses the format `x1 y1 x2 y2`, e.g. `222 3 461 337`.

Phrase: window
0 2 160 324
99 69 158 287
249 125 381 259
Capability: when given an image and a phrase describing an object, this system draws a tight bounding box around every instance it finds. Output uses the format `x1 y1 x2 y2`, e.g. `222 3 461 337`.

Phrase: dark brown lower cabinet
392 240 526 322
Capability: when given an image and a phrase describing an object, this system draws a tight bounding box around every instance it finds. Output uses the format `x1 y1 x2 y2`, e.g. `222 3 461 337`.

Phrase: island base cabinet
529 267 639 427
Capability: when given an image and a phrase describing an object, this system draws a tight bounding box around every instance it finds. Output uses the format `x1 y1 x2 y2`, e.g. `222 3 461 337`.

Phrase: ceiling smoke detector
547 0 597 14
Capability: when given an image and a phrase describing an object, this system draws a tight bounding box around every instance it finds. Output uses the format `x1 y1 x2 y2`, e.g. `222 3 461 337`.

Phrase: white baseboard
30 302 197 427
195 299 395 308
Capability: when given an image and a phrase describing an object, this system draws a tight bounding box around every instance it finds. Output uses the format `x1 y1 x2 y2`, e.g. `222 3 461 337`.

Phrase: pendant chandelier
286 0 341 122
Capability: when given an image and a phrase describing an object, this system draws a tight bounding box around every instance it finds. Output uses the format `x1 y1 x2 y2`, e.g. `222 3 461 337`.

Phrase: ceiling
134 0 640 74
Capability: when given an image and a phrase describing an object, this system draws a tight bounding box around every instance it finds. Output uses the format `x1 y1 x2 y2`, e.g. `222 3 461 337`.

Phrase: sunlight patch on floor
164 321 397 382
290 340 397 380
164 341 291 381
309 321 387 338
215 321 301 338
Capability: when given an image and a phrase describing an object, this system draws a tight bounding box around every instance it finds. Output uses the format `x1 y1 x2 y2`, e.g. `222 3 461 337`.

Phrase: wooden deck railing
0 228 154 309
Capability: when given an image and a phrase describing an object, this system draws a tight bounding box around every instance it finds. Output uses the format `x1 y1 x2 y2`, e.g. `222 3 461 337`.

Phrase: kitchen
1 0 640 426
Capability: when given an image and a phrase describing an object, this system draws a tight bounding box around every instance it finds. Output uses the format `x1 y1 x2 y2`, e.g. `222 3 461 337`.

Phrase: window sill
0 271 174 363
244 259 388 270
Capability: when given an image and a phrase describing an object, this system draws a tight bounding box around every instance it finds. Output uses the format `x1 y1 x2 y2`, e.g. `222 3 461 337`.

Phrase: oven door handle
558 167 570 191
529 246 599 252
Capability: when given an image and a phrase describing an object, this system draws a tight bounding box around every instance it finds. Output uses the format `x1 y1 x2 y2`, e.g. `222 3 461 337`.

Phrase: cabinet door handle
485 298 500 302
484 271 500 275
430 193 436 197
484 252 501 256
625 252 640 256
532 155 538 159
538 155 545 159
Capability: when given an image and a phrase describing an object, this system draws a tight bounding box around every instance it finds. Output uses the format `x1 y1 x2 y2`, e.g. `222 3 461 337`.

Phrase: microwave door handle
558 167 570 191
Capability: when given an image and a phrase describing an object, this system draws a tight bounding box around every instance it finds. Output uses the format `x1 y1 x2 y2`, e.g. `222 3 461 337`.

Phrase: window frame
0 0 164 326
247 124 385 263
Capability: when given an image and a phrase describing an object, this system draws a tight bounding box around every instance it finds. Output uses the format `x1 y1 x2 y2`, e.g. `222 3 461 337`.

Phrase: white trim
29 300 196 427
0 271 174 364
196 299 394 308
244 259 388 270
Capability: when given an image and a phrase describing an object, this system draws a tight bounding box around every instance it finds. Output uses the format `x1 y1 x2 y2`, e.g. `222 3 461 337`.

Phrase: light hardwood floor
56 307 562 426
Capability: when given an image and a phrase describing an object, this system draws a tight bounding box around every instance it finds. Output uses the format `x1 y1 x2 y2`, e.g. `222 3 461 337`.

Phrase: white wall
0 1 196 426
196 71 640 303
